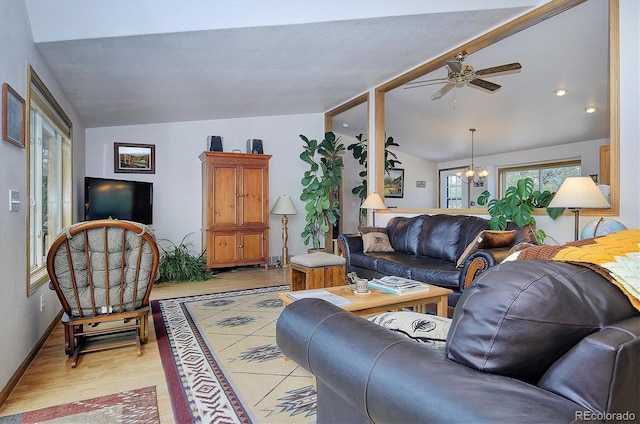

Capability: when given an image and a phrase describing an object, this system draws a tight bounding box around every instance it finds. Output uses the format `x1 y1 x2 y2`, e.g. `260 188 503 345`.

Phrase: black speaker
208 136 223 152
247 139 263 154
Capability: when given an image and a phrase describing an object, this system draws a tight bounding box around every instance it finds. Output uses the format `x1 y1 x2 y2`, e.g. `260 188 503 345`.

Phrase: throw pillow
369 311 451 352
455 230 516 268
362 232 394 253
359 226 388 235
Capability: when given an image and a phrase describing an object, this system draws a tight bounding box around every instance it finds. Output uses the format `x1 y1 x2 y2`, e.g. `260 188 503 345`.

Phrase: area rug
151 286 316 423
0 386 159 424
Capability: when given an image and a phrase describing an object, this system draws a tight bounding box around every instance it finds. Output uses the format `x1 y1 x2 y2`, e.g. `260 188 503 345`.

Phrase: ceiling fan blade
404 80 450 89
431 82 455 100
475 62 522 76
447 61 463 74
469 78 501 91
404 77 449 86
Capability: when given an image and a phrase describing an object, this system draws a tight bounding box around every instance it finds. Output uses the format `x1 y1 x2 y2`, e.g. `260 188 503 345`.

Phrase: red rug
0 386 159 424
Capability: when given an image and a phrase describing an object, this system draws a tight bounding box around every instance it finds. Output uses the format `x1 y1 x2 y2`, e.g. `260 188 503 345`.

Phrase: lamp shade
548 177 610 209
270 195 298 215
360 193 386 210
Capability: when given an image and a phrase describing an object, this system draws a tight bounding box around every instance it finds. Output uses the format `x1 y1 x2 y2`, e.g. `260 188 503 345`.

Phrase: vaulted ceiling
24 0 607 162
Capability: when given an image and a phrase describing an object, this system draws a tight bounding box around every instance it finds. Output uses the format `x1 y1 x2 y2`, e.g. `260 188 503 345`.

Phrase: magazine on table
377 276 423 289
287 289 354 307
368 278 430 295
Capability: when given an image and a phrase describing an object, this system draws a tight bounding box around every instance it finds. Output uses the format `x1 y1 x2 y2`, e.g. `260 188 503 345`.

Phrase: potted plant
158 234 217 282
476 177 564 244
299 132 346 250
347 133 401 224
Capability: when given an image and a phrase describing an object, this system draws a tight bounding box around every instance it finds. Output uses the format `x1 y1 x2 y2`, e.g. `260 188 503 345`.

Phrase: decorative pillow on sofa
359 226 387 235
362 232 394 253
369 311 450 352
455 230 516 268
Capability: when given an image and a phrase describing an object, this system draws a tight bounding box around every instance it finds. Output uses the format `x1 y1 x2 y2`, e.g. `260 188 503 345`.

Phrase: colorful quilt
507 229 640 310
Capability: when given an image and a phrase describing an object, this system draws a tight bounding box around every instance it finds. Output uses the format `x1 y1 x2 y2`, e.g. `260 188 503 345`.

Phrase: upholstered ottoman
289 252 347 291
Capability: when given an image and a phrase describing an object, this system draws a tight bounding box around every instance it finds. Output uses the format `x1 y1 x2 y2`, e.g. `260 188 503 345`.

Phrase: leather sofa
337 214 537 306
276 260 640 423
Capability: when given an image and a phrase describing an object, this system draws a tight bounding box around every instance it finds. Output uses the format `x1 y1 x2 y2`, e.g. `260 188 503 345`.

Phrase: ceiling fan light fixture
554 88 569 97
584 105 599 114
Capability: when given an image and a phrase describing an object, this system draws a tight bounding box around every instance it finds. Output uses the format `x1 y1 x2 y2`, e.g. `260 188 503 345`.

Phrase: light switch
9 190 20 212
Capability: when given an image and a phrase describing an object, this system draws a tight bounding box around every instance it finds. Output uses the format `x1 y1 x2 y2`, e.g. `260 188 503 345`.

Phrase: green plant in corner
158 233 217 282
299 131 346 249
476 177 564 244
347 133 401 222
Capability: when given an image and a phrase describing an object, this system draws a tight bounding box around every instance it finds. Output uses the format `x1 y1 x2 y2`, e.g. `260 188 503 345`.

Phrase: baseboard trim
0 310 63 406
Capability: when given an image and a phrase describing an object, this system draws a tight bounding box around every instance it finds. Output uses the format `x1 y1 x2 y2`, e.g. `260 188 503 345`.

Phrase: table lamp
548 177 610 241
360 193 386 227
270 195 298 266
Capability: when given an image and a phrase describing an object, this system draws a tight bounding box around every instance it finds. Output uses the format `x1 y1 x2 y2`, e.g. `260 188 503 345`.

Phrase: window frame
499 160 581 197
26 65 73 296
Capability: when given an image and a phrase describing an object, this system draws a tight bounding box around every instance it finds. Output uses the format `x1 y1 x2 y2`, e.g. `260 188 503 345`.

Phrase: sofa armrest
276 298 582 423
336 234 363 267
460 246 512 288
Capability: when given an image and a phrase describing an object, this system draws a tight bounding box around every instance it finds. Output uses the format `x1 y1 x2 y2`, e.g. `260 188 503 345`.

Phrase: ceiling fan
404 51 522 100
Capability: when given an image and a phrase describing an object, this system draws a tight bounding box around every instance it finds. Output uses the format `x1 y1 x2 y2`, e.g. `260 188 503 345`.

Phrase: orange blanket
512 229 640 311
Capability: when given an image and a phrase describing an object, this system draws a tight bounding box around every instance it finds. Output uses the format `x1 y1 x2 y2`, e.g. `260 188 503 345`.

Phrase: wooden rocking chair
47 219 160 368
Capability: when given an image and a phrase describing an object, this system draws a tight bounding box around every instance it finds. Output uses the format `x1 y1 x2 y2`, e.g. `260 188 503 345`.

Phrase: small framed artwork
384 168 404 198
2 83 26 148
114 142 156 174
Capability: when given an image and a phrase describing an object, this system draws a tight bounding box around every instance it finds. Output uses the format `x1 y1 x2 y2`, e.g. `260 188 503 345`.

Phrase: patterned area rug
0 386 159 424
151 286 316 423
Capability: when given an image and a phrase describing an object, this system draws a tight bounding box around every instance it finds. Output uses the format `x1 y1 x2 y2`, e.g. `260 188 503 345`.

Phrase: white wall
384 148 438 209
0 1 85 394
85 114 323 260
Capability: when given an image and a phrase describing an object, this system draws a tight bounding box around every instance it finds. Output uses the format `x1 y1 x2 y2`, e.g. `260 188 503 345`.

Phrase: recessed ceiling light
554 88 569 97
342 122 349 128
584 106 599 114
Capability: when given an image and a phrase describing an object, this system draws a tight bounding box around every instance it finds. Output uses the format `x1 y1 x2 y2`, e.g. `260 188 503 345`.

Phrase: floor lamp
548 177 610 241
360 193 386 227
270 195 298 266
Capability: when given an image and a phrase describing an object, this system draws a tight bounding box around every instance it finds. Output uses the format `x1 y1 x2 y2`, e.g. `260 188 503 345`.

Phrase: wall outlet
40 293 44 312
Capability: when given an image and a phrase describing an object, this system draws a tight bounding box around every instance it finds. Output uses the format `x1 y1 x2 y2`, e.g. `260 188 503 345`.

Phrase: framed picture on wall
114 142 156 174
2 83 26 148
384 168 404 198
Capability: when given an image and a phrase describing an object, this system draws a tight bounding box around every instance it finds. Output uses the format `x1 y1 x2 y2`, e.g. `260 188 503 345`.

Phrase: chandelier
457 128 488 187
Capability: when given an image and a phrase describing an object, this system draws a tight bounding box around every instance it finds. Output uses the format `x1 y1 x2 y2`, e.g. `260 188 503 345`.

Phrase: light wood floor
0 266 291 423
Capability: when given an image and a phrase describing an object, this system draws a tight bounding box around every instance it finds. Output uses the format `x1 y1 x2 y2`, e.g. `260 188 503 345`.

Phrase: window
439 168 468 208
27 65 72 295
501 161 581 195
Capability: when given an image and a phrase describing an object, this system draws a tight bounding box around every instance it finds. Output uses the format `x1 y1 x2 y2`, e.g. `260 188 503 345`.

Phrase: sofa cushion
387 215 425 255
362 232 394 253
417 214 464 262
408 259 461 289
446 260 638 383
456 230 516 268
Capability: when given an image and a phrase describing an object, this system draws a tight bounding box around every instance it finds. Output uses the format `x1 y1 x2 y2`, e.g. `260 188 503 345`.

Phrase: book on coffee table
287 289 354 307
368 278 430 295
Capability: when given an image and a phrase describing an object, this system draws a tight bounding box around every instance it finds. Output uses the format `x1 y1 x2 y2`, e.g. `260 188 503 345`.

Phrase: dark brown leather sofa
337 214 537 306
276 260 640 423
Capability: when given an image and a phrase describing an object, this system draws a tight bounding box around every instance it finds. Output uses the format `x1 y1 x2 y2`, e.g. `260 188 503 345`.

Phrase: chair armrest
276 298 581 423
460 247 512 288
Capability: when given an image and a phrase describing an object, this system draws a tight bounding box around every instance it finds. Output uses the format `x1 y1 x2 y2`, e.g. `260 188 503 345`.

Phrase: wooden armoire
199 152 271 269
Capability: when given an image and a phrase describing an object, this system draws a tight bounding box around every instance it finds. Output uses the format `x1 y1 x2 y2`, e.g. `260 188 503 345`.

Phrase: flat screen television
84 177 153 225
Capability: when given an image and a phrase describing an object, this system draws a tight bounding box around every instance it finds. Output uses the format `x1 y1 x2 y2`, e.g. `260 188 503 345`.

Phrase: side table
289 252 346 291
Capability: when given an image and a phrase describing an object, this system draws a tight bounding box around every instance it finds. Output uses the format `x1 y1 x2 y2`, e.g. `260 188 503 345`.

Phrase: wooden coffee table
277 284 453 317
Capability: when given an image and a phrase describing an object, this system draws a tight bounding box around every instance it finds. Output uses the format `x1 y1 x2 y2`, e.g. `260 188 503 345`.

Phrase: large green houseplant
347 133 401 221
476 177 564 244
299 132 346 249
